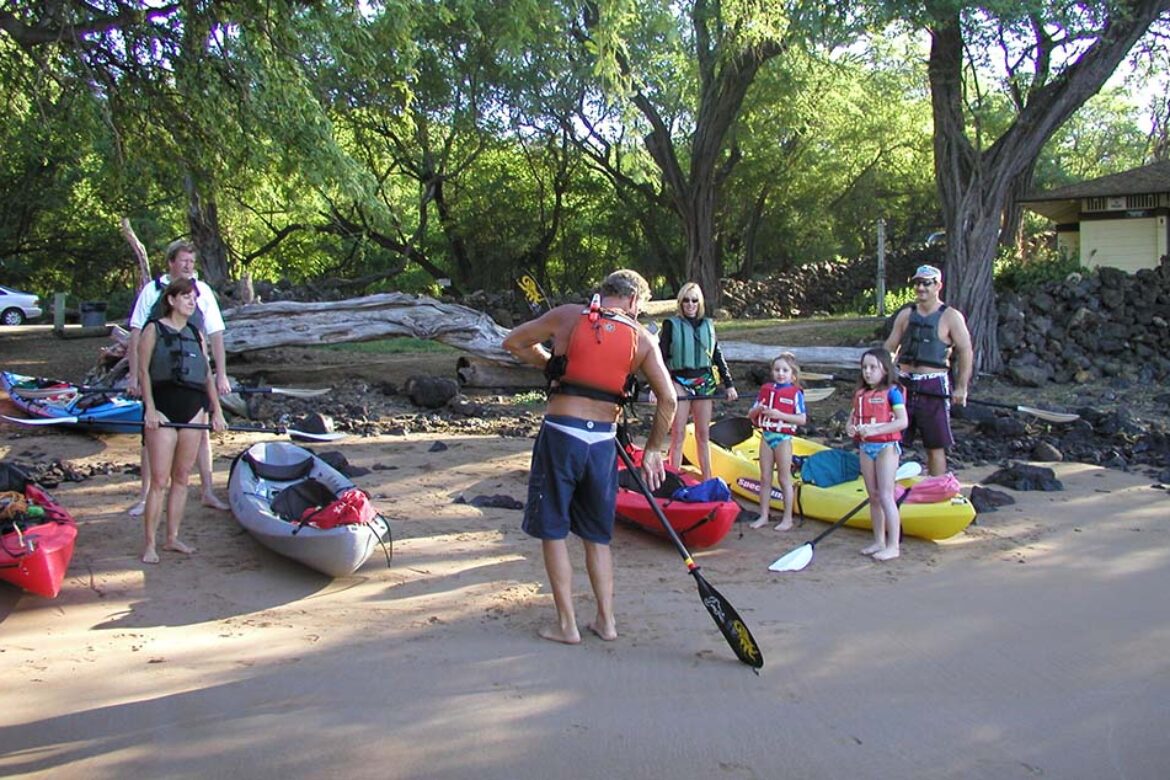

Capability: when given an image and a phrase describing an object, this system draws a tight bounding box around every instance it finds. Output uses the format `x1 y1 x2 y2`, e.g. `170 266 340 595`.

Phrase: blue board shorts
522 415 618 544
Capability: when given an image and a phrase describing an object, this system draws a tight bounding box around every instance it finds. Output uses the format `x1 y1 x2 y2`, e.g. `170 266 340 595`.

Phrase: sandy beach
3 414 1170 778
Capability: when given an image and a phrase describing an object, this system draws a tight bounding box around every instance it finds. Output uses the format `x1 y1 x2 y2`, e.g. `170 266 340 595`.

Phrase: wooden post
53 293 67 335
876 218 887 316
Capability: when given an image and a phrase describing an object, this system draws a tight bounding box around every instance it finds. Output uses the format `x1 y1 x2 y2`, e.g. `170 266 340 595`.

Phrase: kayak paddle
768 461 923 573
915 391 1079 424
614 441 764 670
1 414 347 442
12 384 331 400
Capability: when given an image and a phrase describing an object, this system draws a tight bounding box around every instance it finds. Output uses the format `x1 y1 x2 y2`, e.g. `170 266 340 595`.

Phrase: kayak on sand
615 445 740 549
683 418 976 541
228 441 392 577
1 370 142 433
0 462 78 598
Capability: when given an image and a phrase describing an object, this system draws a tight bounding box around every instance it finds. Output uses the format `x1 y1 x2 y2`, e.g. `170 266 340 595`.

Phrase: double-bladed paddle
914 391 1079 424
1 414 347 442
11 384 332 400
768 461 923 573
614 441 764 670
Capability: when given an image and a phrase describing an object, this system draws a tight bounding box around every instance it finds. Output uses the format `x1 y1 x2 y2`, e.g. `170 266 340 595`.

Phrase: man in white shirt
126 239 232 513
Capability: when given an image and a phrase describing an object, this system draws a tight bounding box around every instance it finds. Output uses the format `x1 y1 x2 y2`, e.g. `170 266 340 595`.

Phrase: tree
570 0 815 304
924 0 1170 373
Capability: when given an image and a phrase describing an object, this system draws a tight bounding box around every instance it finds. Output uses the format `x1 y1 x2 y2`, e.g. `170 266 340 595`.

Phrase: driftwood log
222 295 869 382
222 293 515 361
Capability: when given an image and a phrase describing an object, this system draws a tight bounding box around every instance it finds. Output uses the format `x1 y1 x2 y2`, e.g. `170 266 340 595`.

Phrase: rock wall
997 259 1170 385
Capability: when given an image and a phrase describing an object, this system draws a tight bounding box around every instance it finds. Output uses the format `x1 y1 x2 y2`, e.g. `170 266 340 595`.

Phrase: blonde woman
658 283 738 480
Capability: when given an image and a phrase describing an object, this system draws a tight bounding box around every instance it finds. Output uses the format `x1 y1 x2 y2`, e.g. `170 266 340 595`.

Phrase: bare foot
163 540 197 555
128 501 145 517
872 547 900 561
774 520 794 531
538 625 582 645
749 516 769 529
860 542 883 555
587 622 618 641
142 548 159 564
201 493 230 511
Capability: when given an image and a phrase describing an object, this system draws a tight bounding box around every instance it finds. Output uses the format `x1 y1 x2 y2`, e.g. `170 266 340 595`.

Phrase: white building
1020 161 1170 273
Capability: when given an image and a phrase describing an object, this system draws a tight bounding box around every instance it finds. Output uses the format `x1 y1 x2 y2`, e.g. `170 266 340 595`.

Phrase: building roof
1021 161 1170 223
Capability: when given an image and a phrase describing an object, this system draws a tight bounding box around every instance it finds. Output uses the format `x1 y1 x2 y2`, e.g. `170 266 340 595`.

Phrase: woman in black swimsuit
136 277 226 563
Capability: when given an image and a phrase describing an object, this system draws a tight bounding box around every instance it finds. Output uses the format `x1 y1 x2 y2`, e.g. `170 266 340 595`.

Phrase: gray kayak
228 441 392 577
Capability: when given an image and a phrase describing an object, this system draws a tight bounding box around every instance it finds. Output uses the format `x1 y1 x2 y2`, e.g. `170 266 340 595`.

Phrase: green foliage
994 244 1086 293
512 389 547 406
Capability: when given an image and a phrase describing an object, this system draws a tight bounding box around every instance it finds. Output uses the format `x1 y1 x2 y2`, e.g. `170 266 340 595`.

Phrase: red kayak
1 463 78 598
615 447 740 549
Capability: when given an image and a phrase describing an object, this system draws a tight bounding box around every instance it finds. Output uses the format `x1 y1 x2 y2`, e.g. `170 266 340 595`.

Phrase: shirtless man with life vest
503 269 677 646
883 264 974 476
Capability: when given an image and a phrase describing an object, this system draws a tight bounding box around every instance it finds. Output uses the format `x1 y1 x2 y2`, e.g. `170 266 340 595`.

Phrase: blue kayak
1 371 143 433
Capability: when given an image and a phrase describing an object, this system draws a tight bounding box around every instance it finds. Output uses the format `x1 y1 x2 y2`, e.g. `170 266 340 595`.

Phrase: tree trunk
927 1 1168 376
184 173 230 288
119 218 152 291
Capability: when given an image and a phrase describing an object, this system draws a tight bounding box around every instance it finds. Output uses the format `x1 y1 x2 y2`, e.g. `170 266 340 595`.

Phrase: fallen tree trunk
718 342 866 370
222 293 515 361
222 294 868 372
457 356 546 388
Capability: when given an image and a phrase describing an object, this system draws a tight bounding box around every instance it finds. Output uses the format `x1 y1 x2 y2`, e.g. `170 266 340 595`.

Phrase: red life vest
756 383 801 434
551 297 640 404
853 387 902 443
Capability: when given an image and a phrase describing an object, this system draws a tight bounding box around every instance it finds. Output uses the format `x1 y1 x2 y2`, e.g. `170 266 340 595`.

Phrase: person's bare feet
201 493 229 511
142 547 159 564
587 622 618 641
164 539 197 555
538 625 582 644
774 519 794 531
872 547 900 561
128 500 145 517
860 542 883 555
749 516 769 529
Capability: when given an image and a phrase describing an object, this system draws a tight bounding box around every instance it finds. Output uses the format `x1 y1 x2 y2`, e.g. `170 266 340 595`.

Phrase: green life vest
668 316 715 371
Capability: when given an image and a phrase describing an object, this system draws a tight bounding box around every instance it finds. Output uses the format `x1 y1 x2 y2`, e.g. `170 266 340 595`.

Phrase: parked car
0 285 43 325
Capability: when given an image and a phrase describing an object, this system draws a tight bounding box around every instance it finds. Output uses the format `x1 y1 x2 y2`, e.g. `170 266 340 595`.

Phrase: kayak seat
618 469 686 500
242 451 314 483
271 478 338 522
709 417 754 449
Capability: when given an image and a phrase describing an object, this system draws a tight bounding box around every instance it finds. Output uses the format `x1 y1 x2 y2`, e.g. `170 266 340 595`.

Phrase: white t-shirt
128 274 225 335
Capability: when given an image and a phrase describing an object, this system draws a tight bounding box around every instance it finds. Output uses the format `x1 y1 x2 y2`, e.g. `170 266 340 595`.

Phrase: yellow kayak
683 419 976 540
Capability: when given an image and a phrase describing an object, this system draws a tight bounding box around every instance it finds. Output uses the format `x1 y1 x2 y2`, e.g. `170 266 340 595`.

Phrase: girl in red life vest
846 348 909 561
747 352 806 531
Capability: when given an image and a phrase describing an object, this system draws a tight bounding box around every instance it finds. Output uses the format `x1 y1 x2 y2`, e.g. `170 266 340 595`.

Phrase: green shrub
994 245 1085 292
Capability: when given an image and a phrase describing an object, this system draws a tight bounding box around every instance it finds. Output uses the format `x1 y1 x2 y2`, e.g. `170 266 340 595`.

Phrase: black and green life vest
148 320 208 390
667 316 715 371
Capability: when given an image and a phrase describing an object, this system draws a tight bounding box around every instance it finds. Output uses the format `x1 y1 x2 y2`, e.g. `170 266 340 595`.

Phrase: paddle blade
288 429 348 442
2 414 80 426
1018 406 1079 424
895 461 923 481
803 387 836 403
692 570 764 669
769 543 813 573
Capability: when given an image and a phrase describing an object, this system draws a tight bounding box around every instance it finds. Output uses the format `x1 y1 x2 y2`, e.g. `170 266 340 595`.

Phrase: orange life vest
852 387 902 443
756 383 801 434
550 297 639 404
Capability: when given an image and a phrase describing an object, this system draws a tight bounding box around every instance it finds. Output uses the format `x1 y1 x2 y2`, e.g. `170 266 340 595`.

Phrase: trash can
79 301 108 328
